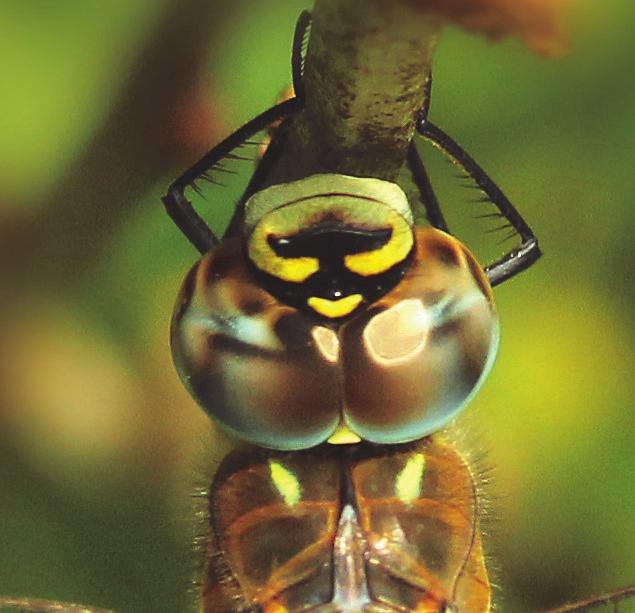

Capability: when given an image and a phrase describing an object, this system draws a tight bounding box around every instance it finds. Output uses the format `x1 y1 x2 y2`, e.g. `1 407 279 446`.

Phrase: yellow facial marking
308 294 363 318
271 257 319 283
395 453 426 506
248 233 319 282
246 181 414 284
345 216 413 276
327 423 362 445
269 460 301 508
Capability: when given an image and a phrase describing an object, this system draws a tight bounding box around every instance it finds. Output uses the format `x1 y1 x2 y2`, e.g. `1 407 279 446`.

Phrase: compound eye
170 239 341 450
340 228 499 444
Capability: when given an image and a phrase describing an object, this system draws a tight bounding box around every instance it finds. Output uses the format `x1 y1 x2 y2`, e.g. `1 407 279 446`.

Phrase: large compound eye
170 239 341 450
339 227 499 444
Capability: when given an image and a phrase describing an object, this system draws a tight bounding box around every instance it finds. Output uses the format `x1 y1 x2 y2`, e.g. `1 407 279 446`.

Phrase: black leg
417 119 541 286
163 97 301 253
406 142 450 233
292 10 312 101
223 11 312 239
407 70 450 233
222 116 294 239
164 11 311 253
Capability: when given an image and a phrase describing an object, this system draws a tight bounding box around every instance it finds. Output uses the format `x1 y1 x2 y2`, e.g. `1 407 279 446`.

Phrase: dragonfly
1 10 632 613
162 11 635 613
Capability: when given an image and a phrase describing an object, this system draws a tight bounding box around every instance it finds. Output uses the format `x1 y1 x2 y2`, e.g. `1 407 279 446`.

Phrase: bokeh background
0 1 633 612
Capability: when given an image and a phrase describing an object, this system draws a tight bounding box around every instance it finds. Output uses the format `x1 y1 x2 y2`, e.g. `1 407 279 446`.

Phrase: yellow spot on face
308 294 363 318
246 185 415 284
269 460 301 507
395 453 426 506
327 423 361 445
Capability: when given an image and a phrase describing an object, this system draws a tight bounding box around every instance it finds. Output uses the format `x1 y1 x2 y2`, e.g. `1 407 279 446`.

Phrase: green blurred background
0 1 633 612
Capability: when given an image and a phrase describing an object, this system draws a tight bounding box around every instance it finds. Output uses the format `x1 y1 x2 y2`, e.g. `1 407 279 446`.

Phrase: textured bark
267 0 443 184
264 0 566 187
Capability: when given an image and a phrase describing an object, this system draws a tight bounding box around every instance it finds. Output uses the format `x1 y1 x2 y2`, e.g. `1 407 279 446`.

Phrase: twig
265 0 443 184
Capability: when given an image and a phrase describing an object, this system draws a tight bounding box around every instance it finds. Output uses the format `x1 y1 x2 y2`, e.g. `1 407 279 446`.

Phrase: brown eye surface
340 227 499 444
171 229 498 450
170 238 341 450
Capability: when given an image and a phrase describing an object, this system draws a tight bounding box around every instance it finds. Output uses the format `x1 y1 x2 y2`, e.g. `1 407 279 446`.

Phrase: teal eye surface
171 228 498 450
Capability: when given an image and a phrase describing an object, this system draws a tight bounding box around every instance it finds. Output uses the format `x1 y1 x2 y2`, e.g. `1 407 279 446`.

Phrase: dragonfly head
171 174 499 449
243 174 416 320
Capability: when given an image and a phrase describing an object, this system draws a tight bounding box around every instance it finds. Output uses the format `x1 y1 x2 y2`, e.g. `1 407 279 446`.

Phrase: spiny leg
164 11 312 253
417 118 541 286
407 72 450 233
223 10 312 239
407 141 450 233
292 10 312 101
0 596 113 612
222 114 294 239
163 98 301 253
537 585 635 613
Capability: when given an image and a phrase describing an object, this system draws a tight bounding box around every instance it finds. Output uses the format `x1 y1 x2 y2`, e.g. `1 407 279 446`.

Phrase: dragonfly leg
407 141 450 233
163 98 302 253
406 72 451 233
164 11 311 253
292 10 312 101
417 119 541 286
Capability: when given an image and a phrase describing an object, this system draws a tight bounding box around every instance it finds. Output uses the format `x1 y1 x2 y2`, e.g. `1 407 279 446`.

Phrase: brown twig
266 0 442 184
262 0 566 187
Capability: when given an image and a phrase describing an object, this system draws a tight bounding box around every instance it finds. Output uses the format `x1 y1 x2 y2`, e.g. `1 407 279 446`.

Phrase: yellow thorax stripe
395 452 426 506
269 460 301 507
